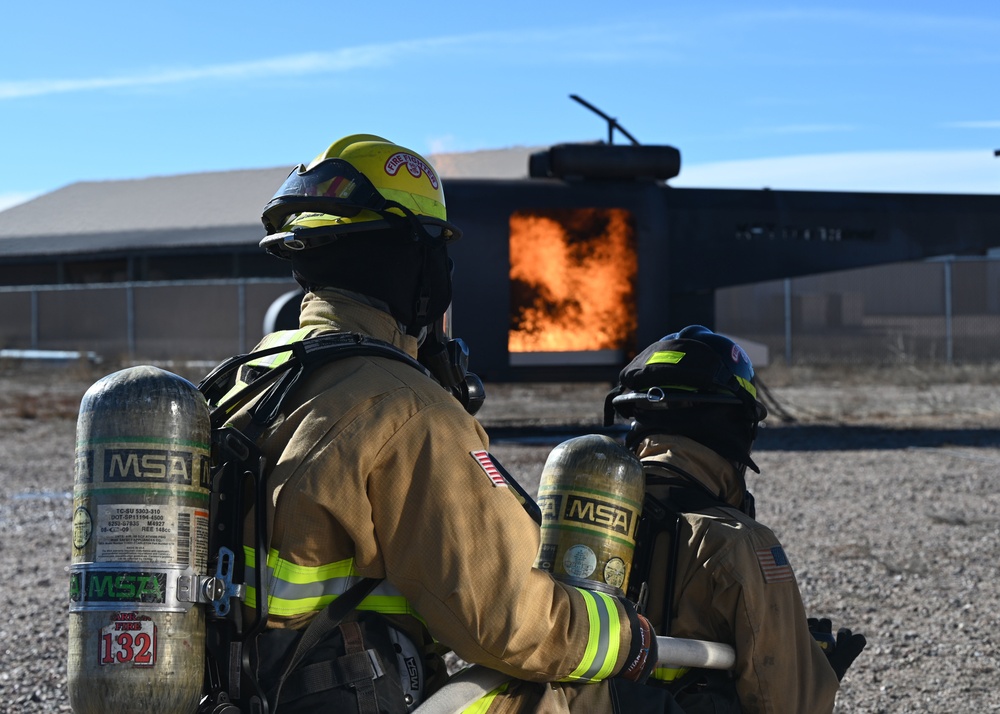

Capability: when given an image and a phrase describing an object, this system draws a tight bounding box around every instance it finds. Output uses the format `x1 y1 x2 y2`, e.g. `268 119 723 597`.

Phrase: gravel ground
1 361 999 713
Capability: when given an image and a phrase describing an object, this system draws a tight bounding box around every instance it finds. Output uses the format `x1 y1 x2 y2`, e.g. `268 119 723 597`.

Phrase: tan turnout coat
233 290 637 710
636 435 840 713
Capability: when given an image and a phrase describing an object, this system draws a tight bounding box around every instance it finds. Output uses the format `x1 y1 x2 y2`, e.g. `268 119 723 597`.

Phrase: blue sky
1 1 997 211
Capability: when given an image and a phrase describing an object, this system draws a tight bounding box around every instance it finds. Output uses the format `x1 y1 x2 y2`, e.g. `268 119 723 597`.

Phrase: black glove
808 617 867 681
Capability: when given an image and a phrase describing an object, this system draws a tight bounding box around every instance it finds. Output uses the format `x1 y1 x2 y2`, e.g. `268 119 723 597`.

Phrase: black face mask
627 403 760 473
289 228 452 330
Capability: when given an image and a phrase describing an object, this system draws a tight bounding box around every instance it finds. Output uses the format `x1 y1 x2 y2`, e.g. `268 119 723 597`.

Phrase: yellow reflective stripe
646 350 685 365
242 546 420 618
245 546 356 583
243 590 420 618
653 665 690 682
561 588 621 682
460 680 509 714
247 328 314 368
217 328 316 405
735 374 758 399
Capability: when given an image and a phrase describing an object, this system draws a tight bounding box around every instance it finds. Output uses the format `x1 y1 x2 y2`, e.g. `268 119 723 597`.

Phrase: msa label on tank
96 505 209 568
70 570 168 605
562 493 636 537
75 449 94 485
537 495 562 522
102 446 210 488
99 612 157 667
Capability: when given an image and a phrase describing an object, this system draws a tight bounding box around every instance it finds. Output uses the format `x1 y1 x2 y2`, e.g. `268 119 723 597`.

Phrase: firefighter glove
807 617 837 652
828 627 867 681
809 617 866 680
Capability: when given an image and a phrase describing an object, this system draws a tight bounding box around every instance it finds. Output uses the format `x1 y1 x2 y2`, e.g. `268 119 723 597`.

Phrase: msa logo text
71 571 167 603
537 495 562 522
104 448 209 487
564 495 634 536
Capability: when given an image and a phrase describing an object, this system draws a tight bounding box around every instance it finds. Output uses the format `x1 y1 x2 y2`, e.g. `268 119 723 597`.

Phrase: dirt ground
1 360 999 713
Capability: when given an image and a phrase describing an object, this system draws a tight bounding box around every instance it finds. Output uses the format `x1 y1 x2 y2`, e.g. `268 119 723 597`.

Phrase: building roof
0 146 537 258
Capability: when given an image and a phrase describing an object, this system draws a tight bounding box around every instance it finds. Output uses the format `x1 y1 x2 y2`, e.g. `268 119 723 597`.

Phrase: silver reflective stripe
579 589 613 681
243 547 416 617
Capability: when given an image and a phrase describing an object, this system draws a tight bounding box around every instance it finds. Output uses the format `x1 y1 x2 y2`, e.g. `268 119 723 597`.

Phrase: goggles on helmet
262 159 390 232
260 159 460 255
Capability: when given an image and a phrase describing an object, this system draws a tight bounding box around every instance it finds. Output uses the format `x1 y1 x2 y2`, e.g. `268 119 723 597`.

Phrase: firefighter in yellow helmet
225 135 658 713
605 326 866 713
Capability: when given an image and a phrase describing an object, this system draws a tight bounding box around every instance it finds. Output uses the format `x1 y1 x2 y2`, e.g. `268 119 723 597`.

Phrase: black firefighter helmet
605 325 767 472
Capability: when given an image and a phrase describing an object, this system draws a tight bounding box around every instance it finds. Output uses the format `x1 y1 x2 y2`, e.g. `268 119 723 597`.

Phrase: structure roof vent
529 143 682 182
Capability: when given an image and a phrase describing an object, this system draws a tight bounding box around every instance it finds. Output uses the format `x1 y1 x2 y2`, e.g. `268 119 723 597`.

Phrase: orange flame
508 208 637 353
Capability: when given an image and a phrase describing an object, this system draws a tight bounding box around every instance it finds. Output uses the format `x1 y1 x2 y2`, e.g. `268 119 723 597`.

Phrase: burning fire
508 208 637 353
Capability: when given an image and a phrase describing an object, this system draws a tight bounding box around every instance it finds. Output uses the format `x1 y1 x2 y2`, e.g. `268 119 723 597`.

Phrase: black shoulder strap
629 462 733 635
199 331 428 432
268 577 383 714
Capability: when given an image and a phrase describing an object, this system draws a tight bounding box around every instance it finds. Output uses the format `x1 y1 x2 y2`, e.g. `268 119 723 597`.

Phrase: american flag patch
756 545 795 584
471 450 507 487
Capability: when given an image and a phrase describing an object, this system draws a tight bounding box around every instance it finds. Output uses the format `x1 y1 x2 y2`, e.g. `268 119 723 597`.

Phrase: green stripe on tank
536 484 644 510
539 523 637 549
74 487 210 500
77 436 211 450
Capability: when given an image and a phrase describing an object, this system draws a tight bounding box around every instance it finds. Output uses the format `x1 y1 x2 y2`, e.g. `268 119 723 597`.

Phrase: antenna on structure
569 94 640 146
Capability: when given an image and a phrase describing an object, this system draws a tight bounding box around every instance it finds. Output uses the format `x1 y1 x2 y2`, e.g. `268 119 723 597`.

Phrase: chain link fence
717 256 1000 366
0 278 298 364
2 257 999 368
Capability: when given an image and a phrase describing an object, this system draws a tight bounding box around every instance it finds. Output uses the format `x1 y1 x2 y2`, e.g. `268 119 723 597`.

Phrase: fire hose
413 636 736 714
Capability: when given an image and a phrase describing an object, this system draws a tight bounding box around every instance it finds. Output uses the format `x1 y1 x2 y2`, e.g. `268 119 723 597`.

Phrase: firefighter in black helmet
606 326 866 713
225 135 658 714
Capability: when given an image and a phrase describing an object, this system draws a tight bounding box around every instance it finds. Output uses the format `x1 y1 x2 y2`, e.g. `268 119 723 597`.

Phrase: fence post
783 278 792 365
944 258 953 364
30 289 39 349
238 281 247 354
126 284 136 361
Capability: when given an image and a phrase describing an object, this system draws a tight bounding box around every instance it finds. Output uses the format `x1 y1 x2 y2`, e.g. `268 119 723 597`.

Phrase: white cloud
946 121 1000 130
0 47 403 100
672 150 999 194
0 25 680 102
0 26 635 101
750 124 858 136
0 192 38 212
427 135 460 155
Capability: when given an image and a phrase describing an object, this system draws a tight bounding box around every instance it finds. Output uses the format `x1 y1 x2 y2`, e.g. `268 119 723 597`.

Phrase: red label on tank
99 612 157 667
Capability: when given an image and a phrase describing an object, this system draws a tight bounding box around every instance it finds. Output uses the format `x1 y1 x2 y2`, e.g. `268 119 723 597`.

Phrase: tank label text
93 504 208 568
537 495 562 521
563 495 635 536
70 570 167 604
103 447 210 488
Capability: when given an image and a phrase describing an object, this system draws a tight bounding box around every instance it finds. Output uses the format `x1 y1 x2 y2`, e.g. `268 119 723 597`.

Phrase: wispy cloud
0 191 39 212
0 45 415 100
672 150 999 194
726 8 1000 34
427 135 460 155
945 120 1000 130
750 124 858 135
0 26 665 102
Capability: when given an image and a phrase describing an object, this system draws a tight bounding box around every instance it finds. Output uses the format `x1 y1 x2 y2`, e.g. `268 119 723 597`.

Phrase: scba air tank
69 366 211 714
534 434 645 596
